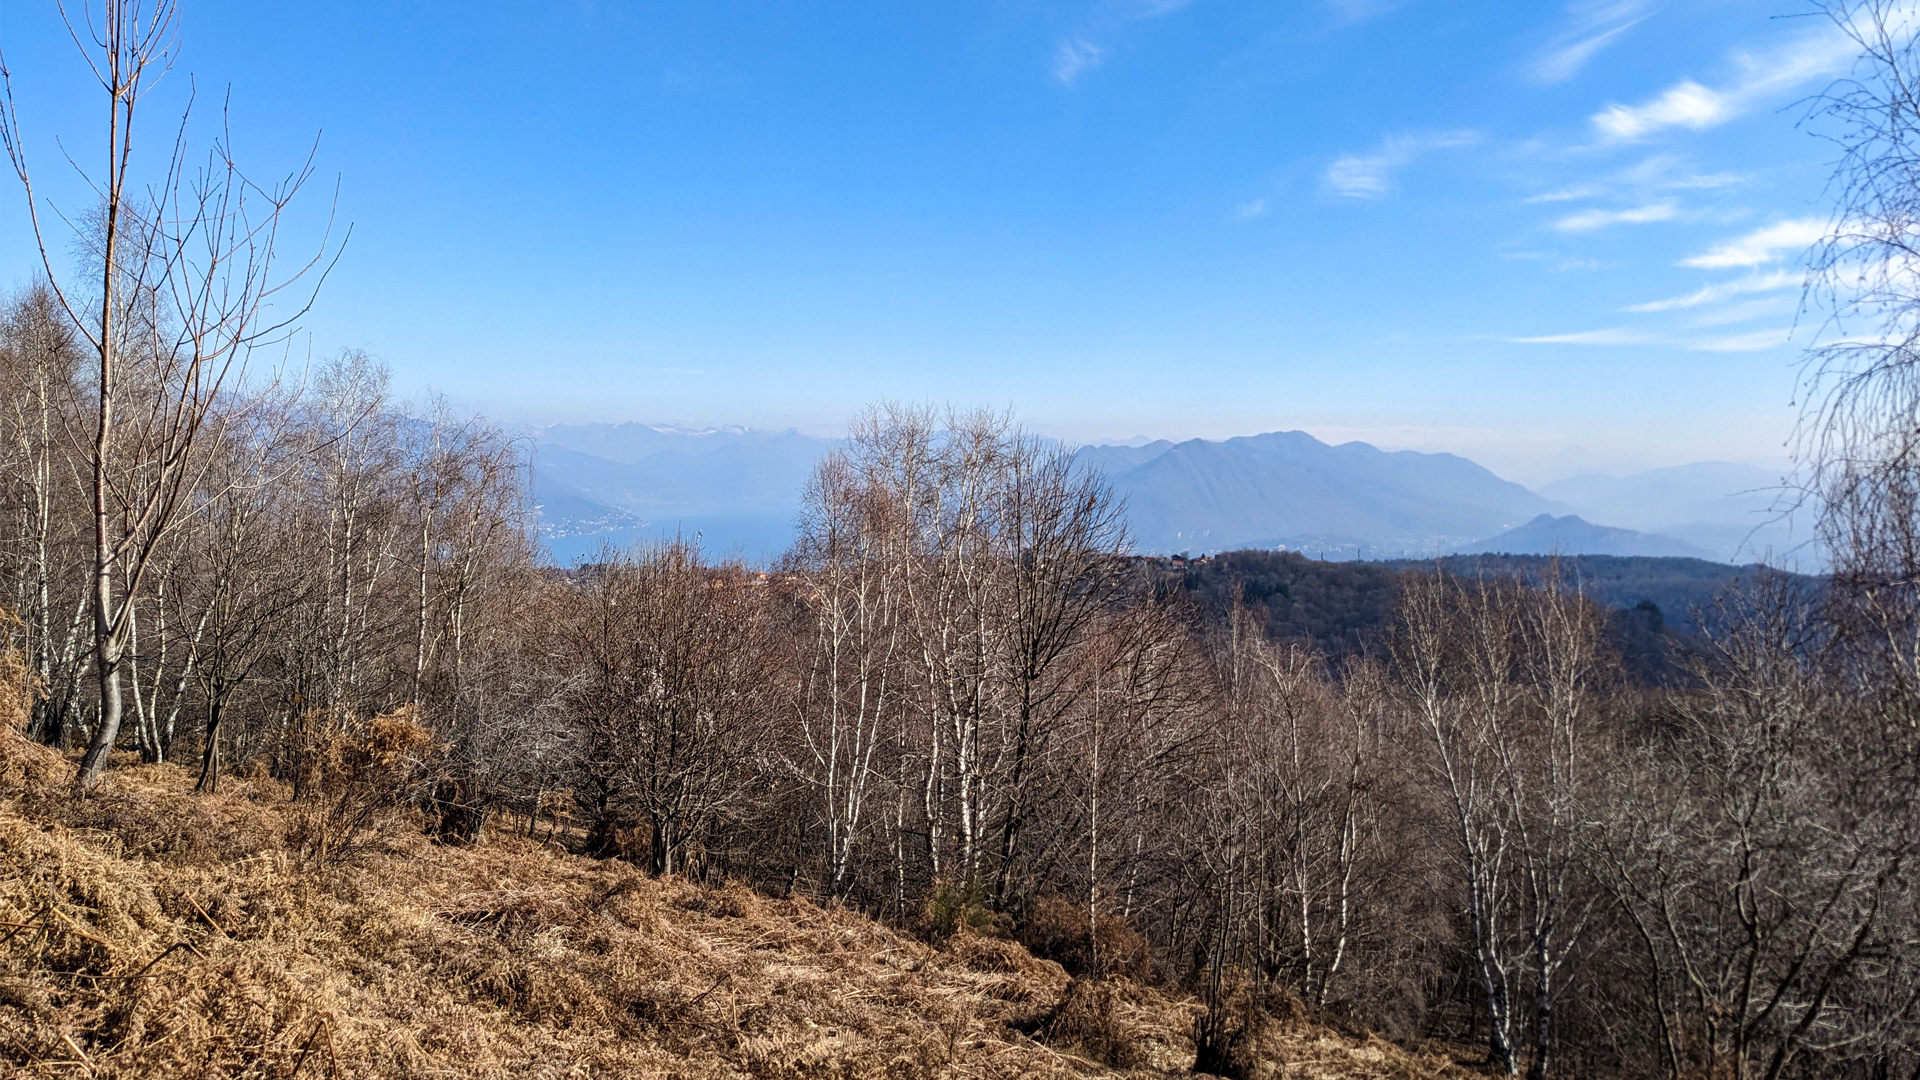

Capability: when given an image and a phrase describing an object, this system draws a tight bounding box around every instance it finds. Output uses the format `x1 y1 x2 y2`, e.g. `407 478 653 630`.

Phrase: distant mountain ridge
1079 431 1554 558
1536 462 1813 565
1451 514 1715 559
525 422 1801 569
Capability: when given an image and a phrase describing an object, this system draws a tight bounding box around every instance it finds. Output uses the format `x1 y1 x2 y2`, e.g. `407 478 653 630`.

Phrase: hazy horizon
0 1 1843 477
517 412 1795 489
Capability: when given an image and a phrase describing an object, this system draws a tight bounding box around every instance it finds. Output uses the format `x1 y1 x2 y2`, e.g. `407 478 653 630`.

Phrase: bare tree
186 413 308 791
556 541 774 874
1392 571 1524 1075
791 449 906 899
1595 578 1919 1080
987 431 1129 906
0 0 336 788
1226 620 1386 1009
1503 572 1606 1080
0 288 89 748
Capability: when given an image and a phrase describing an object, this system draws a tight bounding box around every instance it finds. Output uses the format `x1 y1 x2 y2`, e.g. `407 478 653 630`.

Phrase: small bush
1041 977 1142 1068
283 707 435 866
1018 893 1152 980
917 877 1008 943
1193 980 1272 1080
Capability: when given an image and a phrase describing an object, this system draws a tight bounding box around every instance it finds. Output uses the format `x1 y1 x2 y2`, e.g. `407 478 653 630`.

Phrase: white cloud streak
1054 0 1196 86
1553 202 1677 231
1593 80 1729 139
1625 269 1798 312
1590 27 1855 140
1661 170 1744 190
1686 295 1797 328
1525 158 1744 211
1234 198 1268 220
1510 326 1795 351
1053 39 1105 84
1325 131 1479 199
1689 327 1792 351
1510 328 1655 345
1680 219 1826 269
1529 0 1651 85
1527 183 1607 204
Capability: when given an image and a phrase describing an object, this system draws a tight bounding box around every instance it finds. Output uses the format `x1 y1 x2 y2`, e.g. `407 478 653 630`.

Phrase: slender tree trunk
78 566 122 787
1528 945 1553 1080
1087 695 1101 978
195 696 222 794
75 30 126 792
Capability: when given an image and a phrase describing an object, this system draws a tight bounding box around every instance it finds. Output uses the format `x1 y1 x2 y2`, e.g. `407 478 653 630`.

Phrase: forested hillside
0 345 1908 1077
1 2 1917 1077
1159 549 1801 680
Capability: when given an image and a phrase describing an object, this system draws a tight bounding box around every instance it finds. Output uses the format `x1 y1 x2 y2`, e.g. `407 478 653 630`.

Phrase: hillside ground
0 732 1475 1080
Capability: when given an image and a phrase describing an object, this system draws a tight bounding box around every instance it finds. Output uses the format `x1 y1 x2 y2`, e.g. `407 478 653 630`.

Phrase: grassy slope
0 736 1471 1079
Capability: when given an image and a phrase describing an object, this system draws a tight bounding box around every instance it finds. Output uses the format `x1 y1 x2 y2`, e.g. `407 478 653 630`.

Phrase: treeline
2 296 1913 1078
4 2 1916 1076
0 287 531 793
1166 549 1799 682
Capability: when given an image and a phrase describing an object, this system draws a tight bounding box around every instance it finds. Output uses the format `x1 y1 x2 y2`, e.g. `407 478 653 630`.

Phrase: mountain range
1454 514 1715 559
1078 432 1551 558
527 423 1808 568
1536 463 1812 565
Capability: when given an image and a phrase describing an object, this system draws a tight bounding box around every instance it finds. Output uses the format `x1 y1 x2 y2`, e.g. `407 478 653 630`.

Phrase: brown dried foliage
0 718 1474 1078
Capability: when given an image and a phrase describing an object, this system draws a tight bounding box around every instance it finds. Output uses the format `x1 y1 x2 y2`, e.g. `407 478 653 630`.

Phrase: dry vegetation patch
0 735 1471 1079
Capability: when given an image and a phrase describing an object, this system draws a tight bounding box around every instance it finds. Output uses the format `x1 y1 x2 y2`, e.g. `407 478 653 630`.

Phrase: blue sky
0 1 1859 481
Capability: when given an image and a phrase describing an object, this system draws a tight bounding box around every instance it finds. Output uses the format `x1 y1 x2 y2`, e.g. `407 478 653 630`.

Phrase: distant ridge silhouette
1450 514 1714 559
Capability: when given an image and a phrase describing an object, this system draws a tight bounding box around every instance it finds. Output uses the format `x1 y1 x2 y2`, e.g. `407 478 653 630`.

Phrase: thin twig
185 893 230 937
60 1033 95 1076
0 915 111 949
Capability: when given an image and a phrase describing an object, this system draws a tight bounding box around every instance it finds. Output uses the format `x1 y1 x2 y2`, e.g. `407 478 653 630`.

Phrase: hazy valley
532 422 1801 566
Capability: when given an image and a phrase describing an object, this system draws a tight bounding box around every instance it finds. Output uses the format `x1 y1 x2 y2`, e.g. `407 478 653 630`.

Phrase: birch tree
0 0 335 788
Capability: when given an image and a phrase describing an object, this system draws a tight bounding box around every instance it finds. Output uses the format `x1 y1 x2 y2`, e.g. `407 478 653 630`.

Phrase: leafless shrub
283 706 435 867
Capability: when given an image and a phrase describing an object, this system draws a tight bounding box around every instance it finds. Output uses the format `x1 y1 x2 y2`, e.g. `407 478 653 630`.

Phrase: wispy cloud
1529 0 1651 85
1500 251 1608 271
1325 131 1479 199
1525 157 1745 210
1511 326 1793 351
1662 170 1744 190
1625 269 1798 312
1553 202 1677 231
1593 80 1730 139
1051 0 1196 85
1590 28 1854 140
1510 328 1654 345
1615 154 1744 191
1528 183 1608 204
1234 198 1269 220
1053 39 1105 84
1687 295 1797 328
1690 327 1792 352
1680 219 1825 269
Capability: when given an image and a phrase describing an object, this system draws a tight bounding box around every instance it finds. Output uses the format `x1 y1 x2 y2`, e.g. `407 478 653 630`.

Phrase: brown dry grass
0 730 1477 1079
